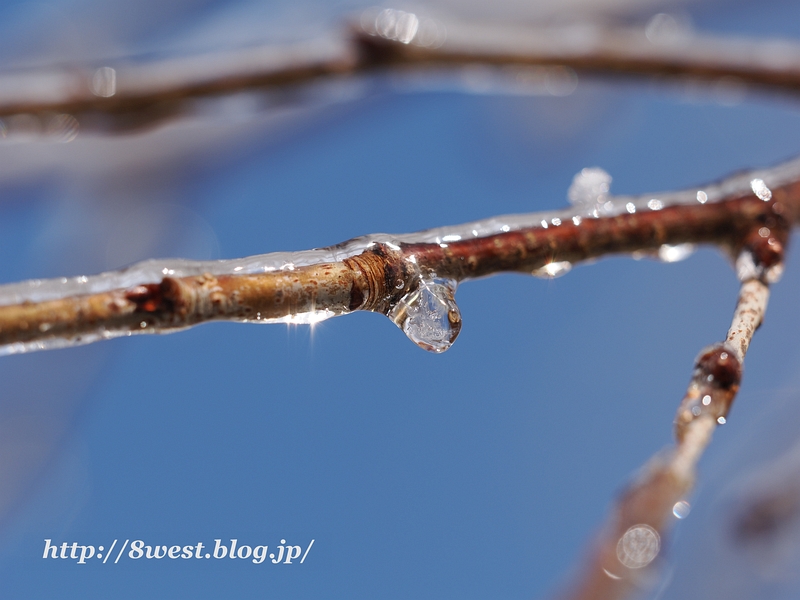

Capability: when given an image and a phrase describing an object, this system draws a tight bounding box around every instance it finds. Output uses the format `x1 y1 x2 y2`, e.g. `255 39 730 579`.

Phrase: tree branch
0 157 794 355
6 12 800 132
555 278 769 600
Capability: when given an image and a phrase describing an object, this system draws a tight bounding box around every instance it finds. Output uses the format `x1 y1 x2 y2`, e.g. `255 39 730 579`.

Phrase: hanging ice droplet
568 167 612 215
658 244 695 263
388 279 462 353
673 500 691 519
532 261 572 279
616 524 660 569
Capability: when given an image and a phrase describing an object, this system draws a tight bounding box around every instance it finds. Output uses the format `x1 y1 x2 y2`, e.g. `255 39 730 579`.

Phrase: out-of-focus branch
356 16 800 93
6 11 800 133
556 278 770 600
0 157 795 355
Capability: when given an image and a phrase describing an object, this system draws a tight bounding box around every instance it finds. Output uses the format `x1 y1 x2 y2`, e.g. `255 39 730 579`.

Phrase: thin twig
6 15 800 132
556 278 770 600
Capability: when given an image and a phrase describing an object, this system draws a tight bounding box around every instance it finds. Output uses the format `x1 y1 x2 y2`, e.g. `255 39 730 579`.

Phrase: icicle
388 278 462 353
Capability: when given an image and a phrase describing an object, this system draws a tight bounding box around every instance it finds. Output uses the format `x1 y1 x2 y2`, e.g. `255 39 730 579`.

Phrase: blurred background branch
2 2 800 600
6 12 800 134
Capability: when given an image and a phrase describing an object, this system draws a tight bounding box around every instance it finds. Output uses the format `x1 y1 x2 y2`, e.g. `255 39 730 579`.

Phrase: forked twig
0 160 789 600
557 279 769 600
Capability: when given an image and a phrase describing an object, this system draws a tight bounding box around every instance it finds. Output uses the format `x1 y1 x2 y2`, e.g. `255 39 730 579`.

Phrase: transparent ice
673 500 691 519
388 278 462 353
568 167 613 216
658 244 696 263
736 250 784 284
532 261 572 278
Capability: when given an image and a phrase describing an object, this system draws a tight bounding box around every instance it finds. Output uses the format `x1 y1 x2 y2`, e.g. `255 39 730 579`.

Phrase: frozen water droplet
735 250 758 282
568 167 612 214
658 243 695 263
616 524 660 569
750 178 772 201
673 500 691 519
91 66 117 97
374 8 420 44
532 261 572 279
388 279 462 353
645 13 691 45
766 262 785 283
45 114 79 143
736 250 784 283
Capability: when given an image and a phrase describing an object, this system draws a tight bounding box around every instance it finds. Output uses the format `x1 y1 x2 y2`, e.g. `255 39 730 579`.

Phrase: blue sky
1 1 800 598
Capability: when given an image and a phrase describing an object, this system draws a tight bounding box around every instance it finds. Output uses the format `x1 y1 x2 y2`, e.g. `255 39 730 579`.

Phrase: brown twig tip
733 190 791 284
675 343 742 442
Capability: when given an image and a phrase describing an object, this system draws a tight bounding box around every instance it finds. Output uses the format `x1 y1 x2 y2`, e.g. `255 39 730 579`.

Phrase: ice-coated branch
0 156 795 356
556 278 770 600
7 11 800 133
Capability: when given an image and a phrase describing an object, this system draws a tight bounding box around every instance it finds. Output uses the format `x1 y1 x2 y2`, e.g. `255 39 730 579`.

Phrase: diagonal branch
555 278 769 600
0 156 795 355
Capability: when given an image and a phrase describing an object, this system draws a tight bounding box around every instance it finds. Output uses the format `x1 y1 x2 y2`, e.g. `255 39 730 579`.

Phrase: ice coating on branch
616 524 660 569
736 250 784 283
532 261 572 278
568 167 613 216
673 500 691 519
658 244 696 263
388 278 461 353
0 328 140 356
675 342 741 441
1 155 799 357
3 155 800 309
750 178 772 201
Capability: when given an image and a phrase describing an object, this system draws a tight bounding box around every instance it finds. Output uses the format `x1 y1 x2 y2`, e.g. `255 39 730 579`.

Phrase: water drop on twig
673 500 691 519
616 524 660 569
532 261 572 279
388 278 461 353
658 244 695 263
